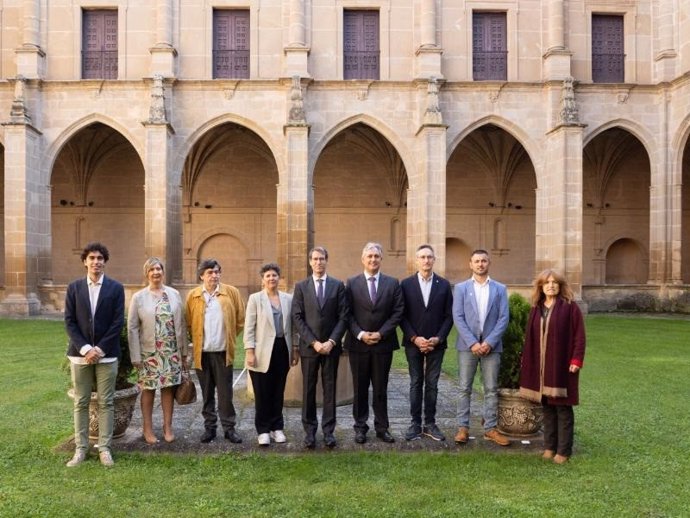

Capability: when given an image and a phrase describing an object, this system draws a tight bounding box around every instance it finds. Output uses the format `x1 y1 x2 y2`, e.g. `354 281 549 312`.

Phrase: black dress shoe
355 431 367 444
304 434 316 449
376 430 395 443
224 429 242 444
200 429 217 443
324 434 337 448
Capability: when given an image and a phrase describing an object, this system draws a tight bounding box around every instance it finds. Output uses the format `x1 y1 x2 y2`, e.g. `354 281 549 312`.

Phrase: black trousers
350 350 393 434
249 337 289 434
301 353 340 435
542 399 575 457
196 351 236 432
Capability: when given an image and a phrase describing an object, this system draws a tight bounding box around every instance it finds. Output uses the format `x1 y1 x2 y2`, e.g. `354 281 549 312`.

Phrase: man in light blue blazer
452 249 510 446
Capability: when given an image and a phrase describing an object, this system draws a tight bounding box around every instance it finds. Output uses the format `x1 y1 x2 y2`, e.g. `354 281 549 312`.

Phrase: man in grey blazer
292 247 349 449
64 242 125 467
345 242 404 444
452 249 510 446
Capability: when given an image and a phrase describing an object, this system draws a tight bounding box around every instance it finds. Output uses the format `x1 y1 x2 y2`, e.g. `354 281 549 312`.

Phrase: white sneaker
99 450 115 467
270 430 287 443
258 433 270 446
66 450 87 467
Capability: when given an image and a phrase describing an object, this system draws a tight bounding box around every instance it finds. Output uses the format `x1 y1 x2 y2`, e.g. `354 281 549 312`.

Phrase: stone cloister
1 0 690 315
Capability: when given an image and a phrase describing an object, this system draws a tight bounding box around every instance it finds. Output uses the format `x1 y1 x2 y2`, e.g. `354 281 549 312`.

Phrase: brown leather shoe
454 427 469 444
553 454 569 464
483 428 510 446
542 449 555 460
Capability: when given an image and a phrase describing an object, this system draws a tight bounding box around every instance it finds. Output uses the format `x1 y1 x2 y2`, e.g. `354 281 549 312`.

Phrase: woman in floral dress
128 258 188 443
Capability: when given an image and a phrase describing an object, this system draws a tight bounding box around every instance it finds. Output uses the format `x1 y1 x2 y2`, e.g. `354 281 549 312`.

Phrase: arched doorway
51 123 145 284
583 128 650 284
445 237 471 284
196 233 253 298
447 124 536 283
182 123 278 292
312 123 408 279
605 238 646 284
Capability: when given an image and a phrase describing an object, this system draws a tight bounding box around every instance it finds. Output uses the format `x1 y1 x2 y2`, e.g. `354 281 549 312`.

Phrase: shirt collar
87 274 104 286
313 274 328 283
364 271 380 281
203 285 220 297
471 276 491 287
417 272 434 283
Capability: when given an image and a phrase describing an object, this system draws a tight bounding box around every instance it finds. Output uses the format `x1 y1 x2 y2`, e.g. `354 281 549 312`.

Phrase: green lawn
0 316 688 517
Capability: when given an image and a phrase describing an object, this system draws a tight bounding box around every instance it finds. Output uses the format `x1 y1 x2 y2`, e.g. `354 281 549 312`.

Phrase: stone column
141 76 180 280
410 78 447 274
150 0 177 77
279 78 311 288
1 80 44 315
16 0 45 78
539 124 586 298
649 91 675 285
655 0 677 82
542 0 571 81
415 0 442 79
537 78 586 299
284 0 310 77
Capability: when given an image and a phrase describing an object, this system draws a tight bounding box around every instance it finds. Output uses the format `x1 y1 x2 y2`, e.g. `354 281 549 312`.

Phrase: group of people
64 241 586 467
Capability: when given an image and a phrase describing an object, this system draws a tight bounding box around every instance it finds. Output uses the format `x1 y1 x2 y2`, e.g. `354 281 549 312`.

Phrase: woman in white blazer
128 258 188 444
244 263 299 446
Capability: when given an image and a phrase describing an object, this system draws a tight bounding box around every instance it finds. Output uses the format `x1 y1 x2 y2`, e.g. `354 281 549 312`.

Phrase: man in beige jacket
186 258 246 443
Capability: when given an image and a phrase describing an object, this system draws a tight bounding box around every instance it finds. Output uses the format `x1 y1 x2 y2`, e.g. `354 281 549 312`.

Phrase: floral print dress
139 292 182 390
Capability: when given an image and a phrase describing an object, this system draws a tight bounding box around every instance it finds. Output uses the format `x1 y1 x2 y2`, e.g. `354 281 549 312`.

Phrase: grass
0 316 689 517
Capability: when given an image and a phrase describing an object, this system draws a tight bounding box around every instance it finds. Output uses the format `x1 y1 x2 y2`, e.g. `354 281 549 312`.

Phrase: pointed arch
310 114 416 186
45 114 144 184
448 115 540 185
173 114 284 187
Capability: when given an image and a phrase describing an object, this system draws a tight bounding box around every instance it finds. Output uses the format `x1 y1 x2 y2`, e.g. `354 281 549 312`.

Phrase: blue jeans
457 351 501 430
71 361 118 452
405 346 445 426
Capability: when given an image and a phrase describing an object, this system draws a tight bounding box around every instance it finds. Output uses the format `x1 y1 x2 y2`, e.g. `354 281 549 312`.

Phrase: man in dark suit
64 242 125 467
400 244 453 442
292 246 349 449
345 242 404 444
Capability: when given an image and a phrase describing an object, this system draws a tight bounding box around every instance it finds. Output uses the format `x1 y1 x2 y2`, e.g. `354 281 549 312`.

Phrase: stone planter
497 388 543 437
68 383 140 440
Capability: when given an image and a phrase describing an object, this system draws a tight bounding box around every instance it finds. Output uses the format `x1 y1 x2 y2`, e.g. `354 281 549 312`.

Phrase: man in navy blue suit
400 244 453 441
292 246 349 449
345 242 404 444
64 242 125 467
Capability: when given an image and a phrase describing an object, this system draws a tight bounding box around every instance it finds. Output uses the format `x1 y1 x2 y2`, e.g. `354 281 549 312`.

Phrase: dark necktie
317 278 325 307
368 276 377 304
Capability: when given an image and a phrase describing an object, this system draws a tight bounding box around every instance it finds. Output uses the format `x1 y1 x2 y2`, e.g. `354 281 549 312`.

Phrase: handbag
174 365 197 405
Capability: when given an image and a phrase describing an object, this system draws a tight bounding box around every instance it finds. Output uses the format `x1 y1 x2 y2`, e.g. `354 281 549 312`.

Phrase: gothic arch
173 114 285 188
310 114 416 186
45 114 144 184
447 115 541 184
584 119 655 164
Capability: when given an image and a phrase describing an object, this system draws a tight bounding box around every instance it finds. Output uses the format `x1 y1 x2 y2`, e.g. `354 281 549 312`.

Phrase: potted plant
66 320 140 439
496 292 543 436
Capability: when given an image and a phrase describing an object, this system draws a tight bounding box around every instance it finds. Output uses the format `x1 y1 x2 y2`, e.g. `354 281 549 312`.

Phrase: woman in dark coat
519 269 586 464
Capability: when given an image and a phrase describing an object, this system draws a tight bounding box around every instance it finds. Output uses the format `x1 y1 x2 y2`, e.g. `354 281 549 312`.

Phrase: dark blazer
344 272 404 354
400 273 454 350
292 276 349 358
65 276 125 359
